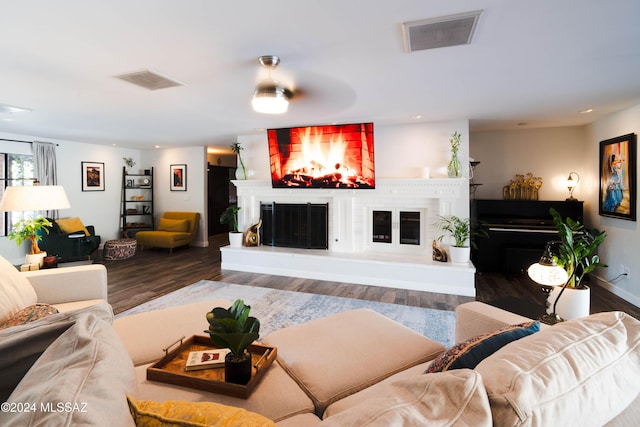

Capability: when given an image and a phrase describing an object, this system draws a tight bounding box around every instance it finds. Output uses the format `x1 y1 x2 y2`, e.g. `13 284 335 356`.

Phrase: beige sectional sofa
1 259 639 426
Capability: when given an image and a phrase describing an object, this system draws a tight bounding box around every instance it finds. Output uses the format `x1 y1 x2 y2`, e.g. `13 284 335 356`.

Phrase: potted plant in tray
546 208 607 320
8 217 53 266
220 206 243 247
434 215 487 264
205 299 260 384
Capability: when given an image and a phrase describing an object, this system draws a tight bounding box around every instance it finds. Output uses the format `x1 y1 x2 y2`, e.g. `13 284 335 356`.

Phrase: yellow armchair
135 212 200 254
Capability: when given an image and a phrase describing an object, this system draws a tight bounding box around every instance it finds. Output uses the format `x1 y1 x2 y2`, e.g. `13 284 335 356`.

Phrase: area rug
116 280 456 347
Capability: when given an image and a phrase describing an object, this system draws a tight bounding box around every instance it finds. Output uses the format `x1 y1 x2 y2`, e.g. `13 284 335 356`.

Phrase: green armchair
38 217 101 263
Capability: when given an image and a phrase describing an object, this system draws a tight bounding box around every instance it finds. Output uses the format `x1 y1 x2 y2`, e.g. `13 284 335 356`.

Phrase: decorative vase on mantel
447 131 462 178
447 151 461 178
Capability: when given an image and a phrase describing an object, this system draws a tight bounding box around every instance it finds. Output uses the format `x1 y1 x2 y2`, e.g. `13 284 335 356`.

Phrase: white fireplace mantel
222 178 475 297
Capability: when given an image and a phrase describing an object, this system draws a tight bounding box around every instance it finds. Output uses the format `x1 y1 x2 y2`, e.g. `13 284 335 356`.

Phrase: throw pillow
426 321 540 373
56 217 90 236
1 313 137 427
127 396 276 427
0 255 38 324
0 302 114 403
319 370 492 427
0 303 58 330
157 217 189 232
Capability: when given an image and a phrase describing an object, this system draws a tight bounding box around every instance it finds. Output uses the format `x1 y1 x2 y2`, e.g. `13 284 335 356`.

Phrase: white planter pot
449 246 470 264
26 252 47 267
228 232 244 247
546 285 590 320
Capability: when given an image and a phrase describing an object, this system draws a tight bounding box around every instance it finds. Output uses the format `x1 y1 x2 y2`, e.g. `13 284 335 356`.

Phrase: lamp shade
527 262 569 286
251 84 291 114
0 185 71 212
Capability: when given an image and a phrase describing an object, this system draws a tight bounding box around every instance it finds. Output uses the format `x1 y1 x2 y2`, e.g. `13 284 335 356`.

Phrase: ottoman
262 308 446 416
103 238 137 260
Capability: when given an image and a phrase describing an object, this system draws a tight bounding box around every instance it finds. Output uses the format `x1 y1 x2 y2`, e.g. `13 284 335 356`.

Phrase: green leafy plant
8 217 52 254
449 131 461 153
123 157 136 168
220 206 241 233
434 215 487 249
230 142 246 179
205 299 260 359
549 208 607 288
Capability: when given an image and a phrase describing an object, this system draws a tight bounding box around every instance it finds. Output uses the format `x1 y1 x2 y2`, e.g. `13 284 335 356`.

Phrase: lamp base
565 196 578 201
540 313 564 325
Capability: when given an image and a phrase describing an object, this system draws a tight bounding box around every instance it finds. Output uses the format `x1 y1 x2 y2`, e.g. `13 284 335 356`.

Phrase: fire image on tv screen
267 122 375 188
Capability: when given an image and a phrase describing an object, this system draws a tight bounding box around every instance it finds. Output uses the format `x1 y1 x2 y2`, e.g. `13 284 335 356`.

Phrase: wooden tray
147 335 277 399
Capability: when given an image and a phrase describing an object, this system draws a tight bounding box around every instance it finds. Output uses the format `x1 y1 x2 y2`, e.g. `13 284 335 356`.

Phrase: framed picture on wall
170 164 187 191
598 133 636 221
81 161 105 191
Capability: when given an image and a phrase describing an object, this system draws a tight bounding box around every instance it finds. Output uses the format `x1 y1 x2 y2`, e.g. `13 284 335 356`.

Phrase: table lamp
0 183 71 264
527 240 572 324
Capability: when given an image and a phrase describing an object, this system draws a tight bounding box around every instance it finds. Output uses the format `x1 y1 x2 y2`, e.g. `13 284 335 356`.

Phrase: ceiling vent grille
114 69 184 91
402 10 482 53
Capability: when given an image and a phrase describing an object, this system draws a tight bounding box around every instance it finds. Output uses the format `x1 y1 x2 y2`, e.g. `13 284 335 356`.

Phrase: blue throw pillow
426 321 540 373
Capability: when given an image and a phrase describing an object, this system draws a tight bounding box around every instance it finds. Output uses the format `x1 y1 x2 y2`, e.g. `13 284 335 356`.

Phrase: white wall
470 127 586 201
583 104 640 307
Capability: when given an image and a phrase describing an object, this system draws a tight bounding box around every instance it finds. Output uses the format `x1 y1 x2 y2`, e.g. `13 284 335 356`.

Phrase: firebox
260 202 328 249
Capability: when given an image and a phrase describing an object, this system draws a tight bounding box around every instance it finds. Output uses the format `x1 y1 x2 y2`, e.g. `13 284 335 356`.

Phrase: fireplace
260 202 328 249
221 179 475 297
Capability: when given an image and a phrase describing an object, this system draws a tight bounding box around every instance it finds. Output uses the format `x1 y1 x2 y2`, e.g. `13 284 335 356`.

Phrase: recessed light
412 114 423 119
579 108 594 114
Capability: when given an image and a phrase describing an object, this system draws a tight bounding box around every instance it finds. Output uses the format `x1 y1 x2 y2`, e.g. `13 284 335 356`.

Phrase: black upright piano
472 200 584 273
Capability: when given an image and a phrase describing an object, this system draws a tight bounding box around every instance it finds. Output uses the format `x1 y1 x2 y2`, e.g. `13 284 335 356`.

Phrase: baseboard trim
591 274 640 308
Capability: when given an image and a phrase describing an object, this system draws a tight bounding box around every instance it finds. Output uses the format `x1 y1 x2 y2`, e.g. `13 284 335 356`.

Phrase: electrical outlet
621 264 630 279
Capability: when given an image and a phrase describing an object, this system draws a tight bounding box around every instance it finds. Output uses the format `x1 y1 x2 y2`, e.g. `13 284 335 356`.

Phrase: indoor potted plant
231 142 247 180
546 208 607 320
205 299 260 384
447 131 462 178
8 217 53 266
434 214 487 263
220 206 242 247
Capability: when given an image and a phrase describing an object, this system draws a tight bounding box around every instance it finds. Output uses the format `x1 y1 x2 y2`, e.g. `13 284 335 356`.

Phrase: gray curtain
32 141 59 218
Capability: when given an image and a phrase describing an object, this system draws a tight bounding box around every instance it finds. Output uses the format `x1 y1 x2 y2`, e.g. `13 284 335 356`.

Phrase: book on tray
185 349 230 371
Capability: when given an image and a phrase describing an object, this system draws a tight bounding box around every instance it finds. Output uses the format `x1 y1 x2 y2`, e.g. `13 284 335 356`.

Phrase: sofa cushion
0 255 38 324
476 311 640 426
0 303 58 330
319 370 492 427
262 308 445 415
0 301 113 402
1 312 137 427
157 217 189 232
55 216 90 236
127 396 275 426
426 321 540 373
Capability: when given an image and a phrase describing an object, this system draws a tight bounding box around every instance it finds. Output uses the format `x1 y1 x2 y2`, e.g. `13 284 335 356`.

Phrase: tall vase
447 151 461 178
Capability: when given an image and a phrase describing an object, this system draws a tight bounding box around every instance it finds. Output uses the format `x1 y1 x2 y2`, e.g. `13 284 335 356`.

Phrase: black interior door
208 164 232 236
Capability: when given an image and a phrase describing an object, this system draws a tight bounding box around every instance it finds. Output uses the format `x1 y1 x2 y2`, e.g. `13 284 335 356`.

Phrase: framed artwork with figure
170 164 187 191
598 133 636 221
81 161 105 191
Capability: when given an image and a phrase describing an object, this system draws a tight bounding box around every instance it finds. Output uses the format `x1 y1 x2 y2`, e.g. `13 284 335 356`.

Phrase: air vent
402 10 482 53
114 69 184 91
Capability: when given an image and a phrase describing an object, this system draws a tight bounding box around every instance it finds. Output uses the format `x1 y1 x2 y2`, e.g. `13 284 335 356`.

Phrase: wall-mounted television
267 122 375 188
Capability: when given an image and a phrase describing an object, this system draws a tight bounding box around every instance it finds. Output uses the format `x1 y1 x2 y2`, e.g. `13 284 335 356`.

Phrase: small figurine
432 240 448 262
244 219 262 246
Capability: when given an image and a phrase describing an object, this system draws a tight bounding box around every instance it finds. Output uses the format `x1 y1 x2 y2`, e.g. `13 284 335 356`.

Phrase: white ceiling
1 0 639 150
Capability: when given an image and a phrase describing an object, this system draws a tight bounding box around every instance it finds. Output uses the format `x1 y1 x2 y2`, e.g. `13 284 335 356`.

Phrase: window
1 153 35 236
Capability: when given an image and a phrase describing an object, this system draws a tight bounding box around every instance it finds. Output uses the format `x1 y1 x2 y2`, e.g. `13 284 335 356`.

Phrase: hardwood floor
102 234 640 321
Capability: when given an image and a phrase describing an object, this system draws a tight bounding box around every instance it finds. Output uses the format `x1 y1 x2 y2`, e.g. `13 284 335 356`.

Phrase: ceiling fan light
252 85 291 114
